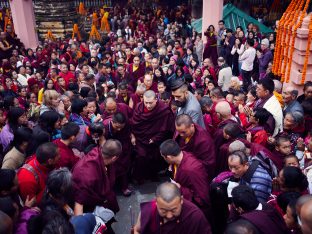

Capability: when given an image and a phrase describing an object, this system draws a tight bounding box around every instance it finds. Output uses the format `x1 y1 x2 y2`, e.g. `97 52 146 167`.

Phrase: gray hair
273 80 282 93
199 96 213 108
143 90 156 99
229 140 247 154
46 168 72 198
286 111 304 124
136 83 147 92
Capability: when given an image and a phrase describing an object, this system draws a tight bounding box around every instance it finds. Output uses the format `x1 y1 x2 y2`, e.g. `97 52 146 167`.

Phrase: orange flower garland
285 0 311 83
280 0 304 80
301 14 312 84
272 0 295 75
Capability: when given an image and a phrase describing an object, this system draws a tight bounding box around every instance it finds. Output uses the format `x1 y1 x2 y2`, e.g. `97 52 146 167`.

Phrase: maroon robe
241 203 289 234
213 119 237 175
100 102 133 121
72 147 119 213
53 139 79 170
104 120 132 190
131 101 175 180
174 152 211 216
174 124 216 181
270 150 285 172
115 91 133 105
140 199 211 234
127 63 145 88
129 93 142 109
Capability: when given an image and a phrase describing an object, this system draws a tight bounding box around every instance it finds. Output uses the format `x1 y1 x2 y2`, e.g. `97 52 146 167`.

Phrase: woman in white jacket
231 38 245 76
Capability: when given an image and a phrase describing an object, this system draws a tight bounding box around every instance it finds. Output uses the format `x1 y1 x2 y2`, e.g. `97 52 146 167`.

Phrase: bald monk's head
296 195 312 220
105 97 117 115
156 182 183 222
0 211 13 234
101 139 122 166
300 199 312 234
225 219 258 234
143 90 157 111
175 114 195 139
215 101 232 121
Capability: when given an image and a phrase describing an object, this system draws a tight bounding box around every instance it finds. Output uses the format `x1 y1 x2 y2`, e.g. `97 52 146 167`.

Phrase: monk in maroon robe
131 90 175 182
100 97 133 121
134 182 211 234
129 83 146 109
127 56 145 88
160 139 212 219
115 82 133 105
174 114 216 181
72 139 122 215
103 112 134 196
231 185 288 234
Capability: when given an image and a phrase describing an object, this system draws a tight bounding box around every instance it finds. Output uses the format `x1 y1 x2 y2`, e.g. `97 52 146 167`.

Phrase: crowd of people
0 2 312 234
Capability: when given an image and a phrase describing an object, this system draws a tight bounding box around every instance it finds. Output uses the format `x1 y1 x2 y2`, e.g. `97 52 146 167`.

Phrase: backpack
244 150 278 182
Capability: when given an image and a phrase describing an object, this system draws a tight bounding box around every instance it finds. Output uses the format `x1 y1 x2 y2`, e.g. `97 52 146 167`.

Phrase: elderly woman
40 90 64 115
228 76 243 93
271 112 305 152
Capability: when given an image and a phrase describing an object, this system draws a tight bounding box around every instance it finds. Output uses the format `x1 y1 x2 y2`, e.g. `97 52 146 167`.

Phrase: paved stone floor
112 179 167 234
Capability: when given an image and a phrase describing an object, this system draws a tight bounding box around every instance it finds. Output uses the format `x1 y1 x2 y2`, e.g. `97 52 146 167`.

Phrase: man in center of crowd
131 90 175 184
134 182 212 234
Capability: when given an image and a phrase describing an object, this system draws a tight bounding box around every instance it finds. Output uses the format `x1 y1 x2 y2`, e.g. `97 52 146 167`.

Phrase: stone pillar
202 0 223 43
284 13 312 94
9 0 39 49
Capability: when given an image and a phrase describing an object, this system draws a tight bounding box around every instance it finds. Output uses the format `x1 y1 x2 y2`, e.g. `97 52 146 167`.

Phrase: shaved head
300 199 312 234
156 182 181 203
229 140 247 154
175 114 193 127
105 97 117 115
143 90 156 99
215 101 231 118
101 139 122 159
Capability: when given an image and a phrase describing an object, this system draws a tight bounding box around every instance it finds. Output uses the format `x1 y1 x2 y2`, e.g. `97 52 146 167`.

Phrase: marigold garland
301 14 312 84
272 0 295 74
280 1 304 80
285 0 311 83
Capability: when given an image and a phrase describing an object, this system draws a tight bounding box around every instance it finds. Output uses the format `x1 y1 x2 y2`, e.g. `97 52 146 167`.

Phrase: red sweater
17 156 50 204
53 139 79 170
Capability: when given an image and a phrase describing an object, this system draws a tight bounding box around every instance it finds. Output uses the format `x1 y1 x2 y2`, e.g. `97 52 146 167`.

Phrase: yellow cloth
89 25 101 40
78 3 86 15
92 13 99 27
274 91 284 107
173 164 177 179
100 14 110 32
185 137 191 144
38 88 44 104
72 24 82 41
133 65 139 72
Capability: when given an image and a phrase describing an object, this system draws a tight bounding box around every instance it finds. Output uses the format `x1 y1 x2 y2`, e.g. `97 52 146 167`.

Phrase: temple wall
284 13 312 93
